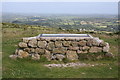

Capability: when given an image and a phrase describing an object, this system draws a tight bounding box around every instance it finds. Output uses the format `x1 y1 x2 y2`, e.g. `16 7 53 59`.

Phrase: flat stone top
39 37 92 40
37 34 93 38
23 34 94 40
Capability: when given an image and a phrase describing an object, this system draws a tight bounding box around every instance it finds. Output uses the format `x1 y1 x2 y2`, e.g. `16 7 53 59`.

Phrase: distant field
96 26 107 28
2 24 119 78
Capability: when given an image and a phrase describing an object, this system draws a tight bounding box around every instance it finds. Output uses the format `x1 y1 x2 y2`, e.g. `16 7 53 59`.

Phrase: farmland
2 13 119 32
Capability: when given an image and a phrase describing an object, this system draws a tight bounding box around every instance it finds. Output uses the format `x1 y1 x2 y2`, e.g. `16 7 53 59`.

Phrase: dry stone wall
10 34 113 61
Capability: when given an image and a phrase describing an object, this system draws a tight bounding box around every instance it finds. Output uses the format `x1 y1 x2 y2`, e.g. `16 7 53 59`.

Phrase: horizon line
2 12 118 15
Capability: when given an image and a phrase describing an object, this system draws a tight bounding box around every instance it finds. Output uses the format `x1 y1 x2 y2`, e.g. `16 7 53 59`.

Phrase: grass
2 24 119 78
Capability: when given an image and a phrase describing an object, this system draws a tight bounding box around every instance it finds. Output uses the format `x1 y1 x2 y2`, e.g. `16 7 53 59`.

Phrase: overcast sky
2 2 118 14
1 0 119 2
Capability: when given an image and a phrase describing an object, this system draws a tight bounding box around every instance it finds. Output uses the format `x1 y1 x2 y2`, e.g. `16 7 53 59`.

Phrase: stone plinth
10 34 113 61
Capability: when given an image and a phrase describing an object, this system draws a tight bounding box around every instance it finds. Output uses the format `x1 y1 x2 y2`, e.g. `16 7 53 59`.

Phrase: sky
1 0 119 2
2 2 118 14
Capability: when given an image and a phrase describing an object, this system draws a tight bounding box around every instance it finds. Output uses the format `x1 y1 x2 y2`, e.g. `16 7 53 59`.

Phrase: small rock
51 53 57 60
96 55 103 60
109 67 112 69
55 41 63 47
35 48 45 54
17 50 29 58
81 72 85 74
18 42 28 48
78 41 86 46
82 46 90 51
77 50 88 54
99 41 107 47
105 52 114 58
91 64 95 67
66 51 78 61
55 54 66 61
24 48 31 53
52 47 67 54
62 41 71 47
23 38 29 43
31 54 40 60
44 50 51 61
89 47 102 53
28 39 37 47
9 55 18 59
30 48 35 53
47 42 55 50
71 42 79 47
86 39 94 46
92 38 101 46
103 43 109 52
38 41 47 48
15 49 19 55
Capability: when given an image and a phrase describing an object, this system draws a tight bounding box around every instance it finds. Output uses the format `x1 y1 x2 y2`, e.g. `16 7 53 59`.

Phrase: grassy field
0 24 2 79
2 25 119 78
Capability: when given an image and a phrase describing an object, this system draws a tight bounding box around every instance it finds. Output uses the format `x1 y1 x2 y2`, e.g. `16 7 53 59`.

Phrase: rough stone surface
38 41 47 48
105 52 114 58
47 42 55 50
55 41 63 47
29 48 35 53
92 39 100 46
35 48 41 54
9 55 18 59
13 34 112 61
68 46 79 51
28 39 37 47
55 54 66 61
86 39 93 46
17 50 29 58
81 46 90 51
44 50 51 61
44 62 105 68
77 50 88 54
24 48 31 53
15 49 19 55
66 51 78 61
62 41 71 47
31 54 40 60
103 43 109 52
78 41 86 46
35 48 45 54
89 47 102 53
23 38 29 43
99 41 107 47
18 42 28 48
71 42 78 47
52 47 67 54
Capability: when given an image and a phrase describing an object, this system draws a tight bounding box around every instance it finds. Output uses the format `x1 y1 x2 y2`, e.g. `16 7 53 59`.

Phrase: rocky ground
44 62 109 68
